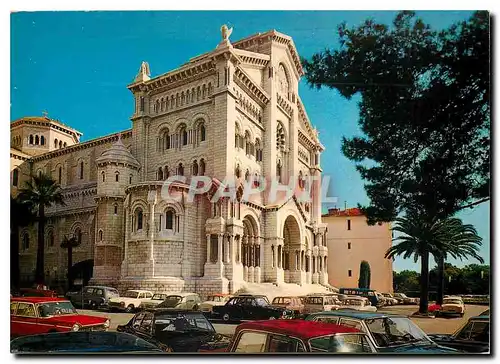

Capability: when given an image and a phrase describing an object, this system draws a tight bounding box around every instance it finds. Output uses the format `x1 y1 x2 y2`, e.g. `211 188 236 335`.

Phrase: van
303 295 341 314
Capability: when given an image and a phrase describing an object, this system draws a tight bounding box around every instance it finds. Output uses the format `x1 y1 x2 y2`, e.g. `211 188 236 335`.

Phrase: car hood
390 343 459 353
201 301 225 306
43 314 107 326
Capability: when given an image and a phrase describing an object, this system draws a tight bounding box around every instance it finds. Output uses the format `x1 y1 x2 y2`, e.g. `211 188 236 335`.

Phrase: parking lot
77 304 486 337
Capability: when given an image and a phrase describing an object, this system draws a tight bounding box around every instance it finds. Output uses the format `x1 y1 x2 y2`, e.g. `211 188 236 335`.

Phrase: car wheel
126 304 135 313
222 313 230 322
90 301 97 310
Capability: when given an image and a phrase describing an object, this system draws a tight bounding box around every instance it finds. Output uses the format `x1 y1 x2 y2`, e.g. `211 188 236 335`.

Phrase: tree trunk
10 223 20 291
436 255 445 305
419 249 430 314
35 205 45 284
67 246 73 291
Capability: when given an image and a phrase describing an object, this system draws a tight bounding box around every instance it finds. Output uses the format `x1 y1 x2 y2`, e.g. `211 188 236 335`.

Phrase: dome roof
96 136 140 168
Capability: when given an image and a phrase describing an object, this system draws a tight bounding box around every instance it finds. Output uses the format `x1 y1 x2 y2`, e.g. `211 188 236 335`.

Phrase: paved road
78 304 486 337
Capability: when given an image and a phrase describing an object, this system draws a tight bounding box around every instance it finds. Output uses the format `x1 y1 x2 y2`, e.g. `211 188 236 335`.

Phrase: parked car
339 288 379 307
11 297 109 339
381 293 398 306
339 297 377 312
11 331 162 353
428 314 489 353
155 293 201 310
199 294 232 315
393 293 417 305
438 296 465 317
375 293 387 307
227 319 376 353
139 292 171 310
66 285 119 309
212 295 293 322
271 296 305 316
305 311 458 353
19 288 58 298
303 294 341 314
108 290 153 313
117 309 230 352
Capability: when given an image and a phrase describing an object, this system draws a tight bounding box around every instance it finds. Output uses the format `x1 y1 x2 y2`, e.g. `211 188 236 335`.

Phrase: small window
58 167 63 184
102 172 105 182
95 289 104 296
98 230 103 241
12 168 19 186
115 172 119 182
114 204 118 215
84 287 95 294
140 313 153 333
136 209 143 230
79 161 84 179
132 312 146 330
40 136 45 145
347 219 351 230
129 175 133 184
234 331 267 353
348 242 351 250
340 319 362 330
268 335 301 352
315 316 339 325
166 210 174 230
348 270 352 277
10 302 18 315
16 303 36 317
469 321 489 342
200 124 206 142
29 135 34 144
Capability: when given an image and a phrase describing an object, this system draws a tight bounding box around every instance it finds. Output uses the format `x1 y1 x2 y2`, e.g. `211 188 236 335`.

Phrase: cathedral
11 27 330 295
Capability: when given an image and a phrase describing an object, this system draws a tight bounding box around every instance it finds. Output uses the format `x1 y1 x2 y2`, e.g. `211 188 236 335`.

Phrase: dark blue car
305 311 459 353
11 331 163 354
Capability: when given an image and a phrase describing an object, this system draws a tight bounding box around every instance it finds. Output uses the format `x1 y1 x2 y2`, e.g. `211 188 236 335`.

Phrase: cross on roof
42 110 48 118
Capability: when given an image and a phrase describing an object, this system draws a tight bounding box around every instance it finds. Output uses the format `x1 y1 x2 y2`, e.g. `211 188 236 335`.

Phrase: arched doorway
242 215 260 283
283 215 301 283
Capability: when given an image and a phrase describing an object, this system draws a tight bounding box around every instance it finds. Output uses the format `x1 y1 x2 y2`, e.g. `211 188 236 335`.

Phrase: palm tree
61 235 81 290
433 218 483 305
385 208 450 314
18 173 64 285
10 196 35 291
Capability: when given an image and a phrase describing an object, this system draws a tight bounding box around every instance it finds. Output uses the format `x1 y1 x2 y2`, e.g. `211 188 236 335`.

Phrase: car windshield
155 312 215 333
38 301 77 317
364 317 430 347
273 297 292 304
157 296 182 308
309 334 372 353
152 294 168 300
443 299 462 305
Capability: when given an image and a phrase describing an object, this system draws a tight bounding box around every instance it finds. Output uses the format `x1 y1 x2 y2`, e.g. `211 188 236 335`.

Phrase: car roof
273 296 299 299
470 315 489 321
308 310 406 319
147 308 206 315
208 293 230 296
11 297 68 304
85 286 116 289
236 320 360 340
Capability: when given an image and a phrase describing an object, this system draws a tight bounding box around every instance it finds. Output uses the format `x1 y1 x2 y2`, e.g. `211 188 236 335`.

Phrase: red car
226 319 376 353
11 297 110 338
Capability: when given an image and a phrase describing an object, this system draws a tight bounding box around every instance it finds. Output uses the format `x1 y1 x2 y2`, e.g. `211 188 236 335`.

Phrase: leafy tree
393 270 420 293
10 196 35 290
358 261 371 289
61 235 81 290
303 10 489 313
18 174 64 284
433 219 483 304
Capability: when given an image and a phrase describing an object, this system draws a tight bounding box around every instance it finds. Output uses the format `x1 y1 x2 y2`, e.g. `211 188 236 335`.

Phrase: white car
108 290 153 312
339 296 377 312
199 294 232 314
139 292 171 310
381 293 398 305
439 296 465 317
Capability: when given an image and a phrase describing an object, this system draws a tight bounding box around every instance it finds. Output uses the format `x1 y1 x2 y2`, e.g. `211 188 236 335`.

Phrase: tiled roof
322 208 364 217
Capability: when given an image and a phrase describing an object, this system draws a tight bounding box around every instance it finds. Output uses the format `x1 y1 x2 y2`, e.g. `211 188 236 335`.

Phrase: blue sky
10 10 489 272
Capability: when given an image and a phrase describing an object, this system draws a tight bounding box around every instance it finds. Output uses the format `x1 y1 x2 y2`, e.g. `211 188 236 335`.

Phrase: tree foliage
303 11 490 224
17 173 65 284
358 260 371 289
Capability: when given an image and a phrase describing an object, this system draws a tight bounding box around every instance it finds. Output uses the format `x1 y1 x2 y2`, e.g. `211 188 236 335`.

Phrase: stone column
255 237 262 283
248 236 254 283
147 191 156 278
229 235 235 263
242 236 248 282
206 234 211 263
217 234 223 264
238 236 242 264
225 235 230 263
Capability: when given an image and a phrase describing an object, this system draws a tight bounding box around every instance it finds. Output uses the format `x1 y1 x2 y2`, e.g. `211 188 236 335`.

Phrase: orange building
322 208 393 293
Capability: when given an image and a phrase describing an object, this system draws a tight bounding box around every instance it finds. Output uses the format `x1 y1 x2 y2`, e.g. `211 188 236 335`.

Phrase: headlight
72 323 81 332
104 319 110 329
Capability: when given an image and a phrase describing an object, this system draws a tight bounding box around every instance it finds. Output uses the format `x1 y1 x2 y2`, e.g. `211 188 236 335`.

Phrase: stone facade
323 208 394 293
11 27 329 296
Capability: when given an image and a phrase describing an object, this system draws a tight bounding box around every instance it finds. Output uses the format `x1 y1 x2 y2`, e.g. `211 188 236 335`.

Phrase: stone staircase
234 282 338 302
